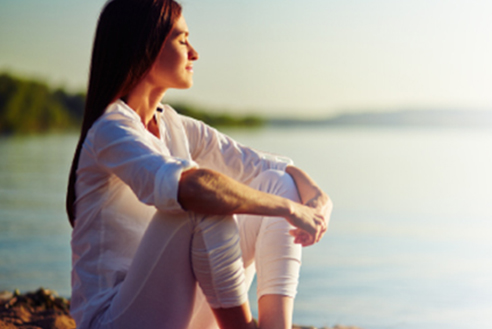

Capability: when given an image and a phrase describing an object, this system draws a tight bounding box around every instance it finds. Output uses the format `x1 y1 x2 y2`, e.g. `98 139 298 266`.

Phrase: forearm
178 167 327 245
178 168 294 218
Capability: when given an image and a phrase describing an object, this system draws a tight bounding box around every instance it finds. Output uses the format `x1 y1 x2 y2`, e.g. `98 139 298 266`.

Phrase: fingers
314 217 324 244
304 198 319 210
289 216 326 247
289 229 312 246
309 195 333 234
287 201 329 247
311 215 326 243
305 193 332 218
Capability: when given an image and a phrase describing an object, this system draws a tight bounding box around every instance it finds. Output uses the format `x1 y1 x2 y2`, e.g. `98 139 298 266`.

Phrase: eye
179 40 187 45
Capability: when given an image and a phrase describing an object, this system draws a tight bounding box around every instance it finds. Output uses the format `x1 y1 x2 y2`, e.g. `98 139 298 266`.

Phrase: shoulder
87 100 145 146
94 100 141 129
160 104 204 131
160 104 191 122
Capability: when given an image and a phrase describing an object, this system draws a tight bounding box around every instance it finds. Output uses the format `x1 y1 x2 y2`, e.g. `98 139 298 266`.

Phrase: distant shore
3 72 491 136
0 288 363 329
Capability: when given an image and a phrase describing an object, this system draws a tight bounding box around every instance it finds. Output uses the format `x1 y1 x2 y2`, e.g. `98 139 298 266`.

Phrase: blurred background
1 0 492 328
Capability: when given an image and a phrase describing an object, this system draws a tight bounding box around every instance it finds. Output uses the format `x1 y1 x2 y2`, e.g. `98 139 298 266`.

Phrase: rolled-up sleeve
91 117 197 213
180 114 293 185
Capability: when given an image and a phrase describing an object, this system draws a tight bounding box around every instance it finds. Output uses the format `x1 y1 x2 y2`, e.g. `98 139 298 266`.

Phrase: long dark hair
66 0 182 226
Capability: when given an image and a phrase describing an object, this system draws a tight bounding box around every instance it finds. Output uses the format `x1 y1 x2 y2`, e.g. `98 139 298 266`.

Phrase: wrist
281 198 296 219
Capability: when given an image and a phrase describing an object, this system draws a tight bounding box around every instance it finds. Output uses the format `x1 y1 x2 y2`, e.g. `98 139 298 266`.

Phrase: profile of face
146 15 199 90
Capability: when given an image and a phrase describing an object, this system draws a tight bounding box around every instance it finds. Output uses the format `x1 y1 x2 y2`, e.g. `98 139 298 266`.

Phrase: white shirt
70 100 292 327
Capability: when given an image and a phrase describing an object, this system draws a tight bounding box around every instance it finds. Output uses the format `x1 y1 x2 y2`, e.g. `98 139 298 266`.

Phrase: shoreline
0 288 363 329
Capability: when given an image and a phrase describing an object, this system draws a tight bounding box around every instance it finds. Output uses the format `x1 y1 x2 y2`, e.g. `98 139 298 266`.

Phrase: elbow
177 168 215 210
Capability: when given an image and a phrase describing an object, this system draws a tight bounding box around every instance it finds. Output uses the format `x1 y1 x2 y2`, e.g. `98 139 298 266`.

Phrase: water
1 127 491 329
0 134 75 297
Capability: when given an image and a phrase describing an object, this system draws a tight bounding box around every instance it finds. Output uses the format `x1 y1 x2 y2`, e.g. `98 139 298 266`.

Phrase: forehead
171 15 188 36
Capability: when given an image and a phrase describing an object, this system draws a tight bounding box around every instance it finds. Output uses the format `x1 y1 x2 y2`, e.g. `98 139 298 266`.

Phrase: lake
1 126 491 329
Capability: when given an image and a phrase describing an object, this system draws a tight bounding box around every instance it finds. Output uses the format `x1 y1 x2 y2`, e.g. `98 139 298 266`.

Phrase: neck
125 79 167 128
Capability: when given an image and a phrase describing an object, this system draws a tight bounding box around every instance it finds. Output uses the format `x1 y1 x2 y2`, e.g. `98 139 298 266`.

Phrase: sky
1 0 492 117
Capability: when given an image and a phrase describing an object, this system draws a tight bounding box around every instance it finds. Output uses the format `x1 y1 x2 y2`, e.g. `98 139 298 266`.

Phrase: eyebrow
174 30 189 37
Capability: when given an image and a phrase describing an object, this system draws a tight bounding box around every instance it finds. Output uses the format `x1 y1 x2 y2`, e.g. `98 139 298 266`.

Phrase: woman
67 0 332 328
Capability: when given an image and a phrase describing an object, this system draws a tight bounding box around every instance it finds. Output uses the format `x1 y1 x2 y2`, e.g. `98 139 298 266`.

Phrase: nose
189 45 199 61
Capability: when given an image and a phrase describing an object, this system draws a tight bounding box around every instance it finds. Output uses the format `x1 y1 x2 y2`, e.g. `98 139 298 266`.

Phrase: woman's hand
284 202 327 247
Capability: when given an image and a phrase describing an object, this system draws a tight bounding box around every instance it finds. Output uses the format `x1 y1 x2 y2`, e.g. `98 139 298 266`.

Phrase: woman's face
147 15 199 90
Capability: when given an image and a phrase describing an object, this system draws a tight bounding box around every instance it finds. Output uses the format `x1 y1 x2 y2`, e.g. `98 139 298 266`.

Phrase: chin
178 80 193 89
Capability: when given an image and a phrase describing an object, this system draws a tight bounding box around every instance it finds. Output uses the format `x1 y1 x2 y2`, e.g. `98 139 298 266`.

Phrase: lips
186 65 193 72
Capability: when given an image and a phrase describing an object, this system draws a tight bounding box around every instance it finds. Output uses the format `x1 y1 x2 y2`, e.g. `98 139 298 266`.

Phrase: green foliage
0 72 263 135
0 73 83 134
170 103 263 128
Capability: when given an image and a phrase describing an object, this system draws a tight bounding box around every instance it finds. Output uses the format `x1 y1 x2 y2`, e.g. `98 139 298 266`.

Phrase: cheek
155 56 173 73
158 52 185 74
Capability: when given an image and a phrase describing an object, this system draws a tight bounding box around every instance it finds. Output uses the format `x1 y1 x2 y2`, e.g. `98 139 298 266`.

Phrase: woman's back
71 101 193 327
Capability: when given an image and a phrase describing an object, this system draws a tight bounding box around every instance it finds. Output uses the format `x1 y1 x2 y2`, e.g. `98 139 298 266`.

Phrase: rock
0 289 74 329
0 319 21 329
0 291 14 302
27 313 75 329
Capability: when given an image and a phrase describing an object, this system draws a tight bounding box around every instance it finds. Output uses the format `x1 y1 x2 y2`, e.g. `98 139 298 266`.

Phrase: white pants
94 170 302 329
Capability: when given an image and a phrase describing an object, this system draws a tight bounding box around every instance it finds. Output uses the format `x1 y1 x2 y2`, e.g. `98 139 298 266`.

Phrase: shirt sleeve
180 114 293 185
90 115 197 213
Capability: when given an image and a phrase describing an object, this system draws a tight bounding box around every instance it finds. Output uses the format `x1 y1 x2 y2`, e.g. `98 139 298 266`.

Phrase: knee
255 169 286 182
251 170 299 202
192 213 239 249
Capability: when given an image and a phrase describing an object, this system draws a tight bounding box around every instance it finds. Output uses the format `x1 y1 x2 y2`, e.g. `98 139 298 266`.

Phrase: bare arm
177 168 326 245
